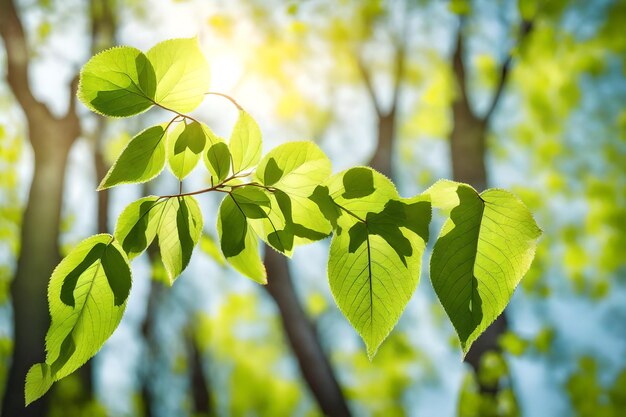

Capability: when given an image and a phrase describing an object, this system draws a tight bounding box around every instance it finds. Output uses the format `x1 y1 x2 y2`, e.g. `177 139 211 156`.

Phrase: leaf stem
205 92 244 110
158 172 266 199
150 99 202 125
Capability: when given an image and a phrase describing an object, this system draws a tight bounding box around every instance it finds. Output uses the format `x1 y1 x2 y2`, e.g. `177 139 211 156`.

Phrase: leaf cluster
25 38 541 405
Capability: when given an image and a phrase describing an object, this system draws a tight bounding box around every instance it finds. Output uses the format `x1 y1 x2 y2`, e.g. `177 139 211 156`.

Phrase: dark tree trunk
94 124 110 236
139 247 161 417
187 329 214 417
264 249 352 417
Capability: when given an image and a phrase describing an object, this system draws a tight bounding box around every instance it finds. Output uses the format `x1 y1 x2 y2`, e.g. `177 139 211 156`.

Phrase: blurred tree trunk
264 250 352 417
186 324 214 417
369 111 396 179
139 244 162 417
0 0 81 415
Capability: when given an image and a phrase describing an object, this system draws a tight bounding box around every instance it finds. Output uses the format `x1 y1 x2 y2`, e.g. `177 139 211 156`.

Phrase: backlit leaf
25 234 131 404
156 196 203 284
427 180 542 355
255 141 332 247
326 167 431 358
167 121 207 180
113 196 164 259
217 192 267 284
146 37 210 113
98 125 168 190
78 46 156 117
230 110 262 174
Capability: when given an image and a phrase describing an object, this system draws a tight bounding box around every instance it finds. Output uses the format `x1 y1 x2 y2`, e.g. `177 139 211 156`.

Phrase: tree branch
482 19 534 123
355 51 382 117
0 0 51 120
390 4 409 115
451 18 477 120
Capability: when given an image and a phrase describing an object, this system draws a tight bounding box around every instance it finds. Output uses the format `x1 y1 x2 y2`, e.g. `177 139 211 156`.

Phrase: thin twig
205 92 244 111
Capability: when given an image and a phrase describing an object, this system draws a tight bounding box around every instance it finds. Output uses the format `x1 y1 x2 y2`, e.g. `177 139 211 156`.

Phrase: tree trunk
264 249 352 417
138 230 162 417
187 329 214 417
94 134 110 236
368 112 396 179
2 123 76 416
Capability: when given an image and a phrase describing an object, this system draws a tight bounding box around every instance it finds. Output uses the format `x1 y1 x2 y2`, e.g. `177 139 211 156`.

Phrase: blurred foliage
566 356 626 417
196 293 316 417
0 124 22 258
458 351 519 417
337 333 423 417
47 374 107 417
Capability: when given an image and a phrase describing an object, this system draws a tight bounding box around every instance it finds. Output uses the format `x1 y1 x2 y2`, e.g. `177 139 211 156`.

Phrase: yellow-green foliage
337 333 425 417
196 293 315 417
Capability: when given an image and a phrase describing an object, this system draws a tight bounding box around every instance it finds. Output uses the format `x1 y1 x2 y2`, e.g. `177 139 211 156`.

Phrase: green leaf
25 234 132 404
98 125 168 190
146 37 210 113
167 121 207 180
230 110 262 174
204 136 231 183
78 46 156 117
326 166 397 222
231 186 271 218
113 196 164 259
25 364 53 406
217 192 267 284
229 186 295 256
114 196 203 282
326 167 431 358
247 190 294 256
254 141 333 247
427 180 542 355
156 196 203 284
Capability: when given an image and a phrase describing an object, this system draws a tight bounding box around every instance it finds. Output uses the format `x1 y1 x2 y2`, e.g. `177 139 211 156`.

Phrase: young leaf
78 46 156 117
228 186 295 256
146 37 210 113
229 110 262 174
217 192 267 284
247 190 294 256
427 180 542 355
204 132 231 183
255 141 333 246
155 196 203 284
114 196 164 259
167 121 207 180
98 125 168 190
24 364 53 407
326 167 431 358
25 234 131 404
